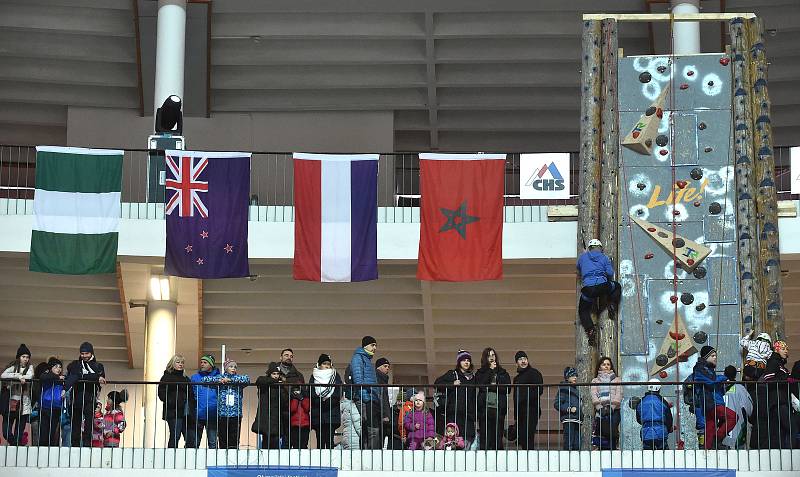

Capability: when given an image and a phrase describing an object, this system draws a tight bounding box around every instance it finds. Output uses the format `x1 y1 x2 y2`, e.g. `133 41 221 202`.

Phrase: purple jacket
403 409 436 440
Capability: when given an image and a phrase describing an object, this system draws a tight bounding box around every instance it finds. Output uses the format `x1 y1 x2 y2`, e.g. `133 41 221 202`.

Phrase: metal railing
1 377 799 471
0 145 578 223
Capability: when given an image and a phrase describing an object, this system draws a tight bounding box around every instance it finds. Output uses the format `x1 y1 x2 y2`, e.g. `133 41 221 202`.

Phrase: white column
143 300 177 448
153 0 186 115
671 0 701 55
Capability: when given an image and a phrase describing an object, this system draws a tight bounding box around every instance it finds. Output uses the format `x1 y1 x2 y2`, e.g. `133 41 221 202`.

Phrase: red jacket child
102 390 128 447
290 395 311 428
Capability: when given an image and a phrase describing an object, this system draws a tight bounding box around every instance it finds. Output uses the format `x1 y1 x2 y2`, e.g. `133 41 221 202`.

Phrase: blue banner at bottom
208 466 337 477
604 470 734 477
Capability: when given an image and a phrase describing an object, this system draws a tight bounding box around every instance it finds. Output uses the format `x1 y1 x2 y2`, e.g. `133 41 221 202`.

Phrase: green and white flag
30 146 123 274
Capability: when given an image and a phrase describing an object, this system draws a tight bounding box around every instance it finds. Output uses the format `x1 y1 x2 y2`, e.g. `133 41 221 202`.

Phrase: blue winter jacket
39 371 64 412
692 360 726 416
349 348 379 403
201 373 249 417
577 250 615 287
191 367 221 421
554 381 584 423
636 391 673 442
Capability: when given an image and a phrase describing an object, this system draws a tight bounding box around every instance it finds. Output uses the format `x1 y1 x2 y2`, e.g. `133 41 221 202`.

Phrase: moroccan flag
30 146 123 274
165 150 250 279
417 153 505 281
293 153 379 282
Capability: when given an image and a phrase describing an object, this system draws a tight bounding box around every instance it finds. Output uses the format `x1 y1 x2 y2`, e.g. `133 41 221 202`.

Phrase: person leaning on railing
751 340 792 449
203 359 249 449
189 354 220 449
158 354 196 448
253 362 289 449
64 342 106 448
434 349 478 450
37 357 65 447
1 344 34 446
590 356 622 450
308 354 343 450
475 347 511 451
692 345 735 450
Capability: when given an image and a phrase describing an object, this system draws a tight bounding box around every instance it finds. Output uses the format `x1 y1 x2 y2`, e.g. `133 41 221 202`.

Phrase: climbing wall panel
616 53 740 450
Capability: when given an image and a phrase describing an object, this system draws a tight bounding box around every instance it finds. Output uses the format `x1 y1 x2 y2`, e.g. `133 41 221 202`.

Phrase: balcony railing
1 378 798 471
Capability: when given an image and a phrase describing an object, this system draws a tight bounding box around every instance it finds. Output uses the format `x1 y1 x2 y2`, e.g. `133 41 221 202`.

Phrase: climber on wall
576 239 622 346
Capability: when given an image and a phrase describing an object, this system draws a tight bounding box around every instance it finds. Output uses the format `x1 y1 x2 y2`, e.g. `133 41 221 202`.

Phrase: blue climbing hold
739 193 752 200
759 146 772 156
756 115 771 124
760 178 775 187
764 223 777 233
735 88 747 96
742 271 753 279
737 155 750 164
767 302 780 311
735 123 748 130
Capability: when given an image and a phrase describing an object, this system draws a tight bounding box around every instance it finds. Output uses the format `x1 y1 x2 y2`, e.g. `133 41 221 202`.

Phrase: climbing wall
616 53 740 449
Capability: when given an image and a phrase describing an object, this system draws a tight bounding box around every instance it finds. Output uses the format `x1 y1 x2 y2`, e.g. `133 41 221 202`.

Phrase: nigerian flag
30 146 123 274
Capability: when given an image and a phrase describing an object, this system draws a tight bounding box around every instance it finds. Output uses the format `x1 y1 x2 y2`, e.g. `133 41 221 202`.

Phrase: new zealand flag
164 150 250 279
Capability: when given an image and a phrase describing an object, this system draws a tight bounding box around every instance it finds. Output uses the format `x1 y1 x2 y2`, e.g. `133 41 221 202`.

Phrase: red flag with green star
417 154 504 281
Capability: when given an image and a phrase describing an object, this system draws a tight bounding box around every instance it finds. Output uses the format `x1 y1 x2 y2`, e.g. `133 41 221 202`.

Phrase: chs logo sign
520 153 570 199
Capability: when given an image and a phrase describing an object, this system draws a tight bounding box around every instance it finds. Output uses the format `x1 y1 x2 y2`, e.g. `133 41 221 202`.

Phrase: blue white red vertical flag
293 153 378 282
164 150 251 279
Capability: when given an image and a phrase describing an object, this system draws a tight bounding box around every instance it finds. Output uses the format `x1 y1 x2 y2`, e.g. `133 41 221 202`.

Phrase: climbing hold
637 208 644 215
680 83 689 90
707 80 714 87
677 440 685 450
693 331 708 344
656 354 668 366
667 347 677 358
698 122 707 130
690 168 703 180
687 70 694 77
659 149 669 156
639 72 652 83
676 180 687 189
709 202 722 214
656 319 663 325
656 135 669 147
687 259 695 266
673 209 681 216
695 303 706 311
657 65 668 73
645 139 653 147
656 108 663 118
693 201 701 207
670 295 679 303
657 231 669 238
678 351 691 362
637 182 647 190
673 237 686 248
647 227 656 232
632 131 640 139
645 252 654 259
680 293 694 305
646 106 657 116
720 57 730 66
693 267 707 279
659 371 669 379
704 146 713 153
669 331 686 340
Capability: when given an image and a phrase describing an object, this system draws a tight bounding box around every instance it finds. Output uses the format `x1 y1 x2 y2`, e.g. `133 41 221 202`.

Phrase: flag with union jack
164 150 251 279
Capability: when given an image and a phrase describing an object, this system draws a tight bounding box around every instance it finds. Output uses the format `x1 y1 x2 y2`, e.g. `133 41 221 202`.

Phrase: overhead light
154 95 183 135
149 275 171 301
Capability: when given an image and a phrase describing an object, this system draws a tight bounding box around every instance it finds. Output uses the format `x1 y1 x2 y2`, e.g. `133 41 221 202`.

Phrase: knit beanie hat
724 365 737 381
564 367 578 379
200 354 216 368
223 359 237 371
80 342 94 354
375 357 390 369
267 362 283 375
107 390 129 406
404 387 417 401
47 357 62 368
16 343 31 359
700 345 716 360
456 349 472 366
362 336 377 347
514 351 528 362
773 340 788 353
317 354 332 366
412 390 425 403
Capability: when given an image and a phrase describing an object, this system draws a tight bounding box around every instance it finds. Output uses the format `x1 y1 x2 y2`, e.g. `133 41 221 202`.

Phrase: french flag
293 153 379 282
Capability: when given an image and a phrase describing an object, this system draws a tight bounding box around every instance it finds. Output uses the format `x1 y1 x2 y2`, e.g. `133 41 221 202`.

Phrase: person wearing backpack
635 379 673 450
692 345 736 449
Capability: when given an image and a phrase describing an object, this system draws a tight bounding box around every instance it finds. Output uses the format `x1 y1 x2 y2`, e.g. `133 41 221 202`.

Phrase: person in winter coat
252 362 289 449
576 239 621 346
374 357 395 448
102 390 128 447
438 422 465 450
555 367 583 451
65 341 106 447
158 354 195 448
309 354 343 449
29 356 58 446
1 344 34 446
350 336 382 449
740 330 773 371
591 356 623 450
403 391 436 450
722 366 753 449
475 347 511 450
38 357 65 447
692 345 735 449
790 359 800 448
339 395 362 450
435 349 478 449
635 379 673 450
189 354 220 448
91 401 105 447
513 350 544 450
751 341 792 449
288 381 311 449
202 359 249 449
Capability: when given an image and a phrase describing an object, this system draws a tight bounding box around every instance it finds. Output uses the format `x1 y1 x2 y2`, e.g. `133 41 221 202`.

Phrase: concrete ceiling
0 0 798 151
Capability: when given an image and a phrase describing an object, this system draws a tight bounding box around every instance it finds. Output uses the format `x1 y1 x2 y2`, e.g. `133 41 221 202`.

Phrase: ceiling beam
420 280 436 383
116 262 134 368
424 11 439 149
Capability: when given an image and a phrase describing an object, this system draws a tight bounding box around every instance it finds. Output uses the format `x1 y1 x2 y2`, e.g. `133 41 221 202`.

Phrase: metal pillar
153 0 186 114
143 300 177 448
671 1 701 54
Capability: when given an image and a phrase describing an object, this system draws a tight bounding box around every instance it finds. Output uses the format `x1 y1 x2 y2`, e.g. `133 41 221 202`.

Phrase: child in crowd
203 359 250 449
739 330 772 372
92 401 105 447
38 357 65 447
555 367 583 451
397 387 416 445
438 422 465 450
722 366 752 450
102 390 128 447
403 391 436 450
635 379 673 450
